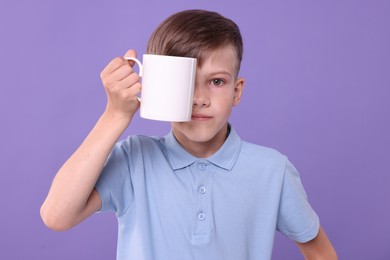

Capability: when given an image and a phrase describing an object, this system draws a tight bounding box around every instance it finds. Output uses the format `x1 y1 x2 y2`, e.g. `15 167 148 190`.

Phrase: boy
41 9 337 260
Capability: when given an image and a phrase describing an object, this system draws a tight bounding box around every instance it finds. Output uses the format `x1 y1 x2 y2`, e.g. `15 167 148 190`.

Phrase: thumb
124 49 137 58
123 49 138 67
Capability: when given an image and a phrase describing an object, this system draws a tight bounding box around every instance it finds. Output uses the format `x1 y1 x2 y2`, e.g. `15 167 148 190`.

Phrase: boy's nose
193 84 210 107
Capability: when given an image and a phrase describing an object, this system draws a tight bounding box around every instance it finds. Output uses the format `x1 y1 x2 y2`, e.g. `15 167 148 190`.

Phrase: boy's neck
173 124 230 158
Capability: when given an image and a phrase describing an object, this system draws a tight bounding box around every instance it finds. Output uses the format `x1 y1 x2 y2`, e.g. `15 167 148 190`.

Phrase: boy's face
171 45 244 157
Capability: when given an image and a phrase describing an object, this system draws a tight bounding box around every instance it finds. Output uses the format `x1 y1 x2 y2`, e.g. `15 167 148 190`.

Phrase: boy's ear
233 77 245 106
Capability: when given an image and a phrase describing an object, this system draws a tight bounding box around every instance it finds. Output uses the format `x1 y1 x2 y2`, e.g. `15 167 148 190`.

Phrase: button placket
193 160 213 240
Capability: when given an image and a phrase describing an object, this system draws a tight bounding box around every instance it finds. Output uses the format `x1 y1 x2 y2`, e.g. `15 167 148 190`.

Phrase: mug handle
125 57 143 102
124 57 143 77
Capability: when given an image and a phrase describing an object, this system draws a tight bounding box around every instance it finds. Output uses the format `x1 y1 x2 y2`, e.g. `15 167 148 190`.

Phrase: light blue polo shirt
95 126 319 260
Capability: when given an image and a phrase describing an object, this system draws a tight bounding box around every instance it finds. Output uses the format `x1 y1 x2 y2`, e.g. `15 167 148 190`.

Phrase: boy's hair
147 9 243 74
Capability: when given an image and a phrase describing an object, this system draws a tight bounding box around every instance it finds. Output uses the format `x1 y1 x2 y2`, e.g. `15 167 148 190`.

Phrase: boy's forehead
205 45 235 56
199 45 240 74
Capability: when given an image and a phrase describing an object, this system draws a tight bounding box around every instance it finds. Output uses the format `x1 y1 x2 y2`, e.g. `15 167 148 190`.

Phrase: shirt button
199 186 206 194
198 211 205 221
198 163 206 171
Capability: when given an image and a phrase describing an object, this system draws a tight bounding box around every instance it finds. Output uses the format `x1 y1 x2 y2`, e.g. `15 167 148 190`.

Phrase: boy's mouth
191 114 212 121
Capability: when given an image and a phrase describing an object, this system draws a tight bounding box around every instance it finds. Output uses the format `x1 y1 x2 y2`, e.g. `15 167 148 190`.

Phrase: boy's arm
40 50 141 231
296 226 338 260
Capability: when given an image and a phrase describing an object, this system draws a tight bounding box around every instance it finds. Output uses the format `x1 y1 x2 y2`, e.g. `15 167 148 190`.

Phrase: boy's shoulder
241 140 286 159
239 139 288 170
116 134 165 150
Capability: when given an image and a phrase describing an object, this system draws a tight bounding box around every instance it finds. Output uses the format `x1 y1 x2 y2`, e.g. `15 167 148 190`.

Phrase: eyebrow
206 71 232 77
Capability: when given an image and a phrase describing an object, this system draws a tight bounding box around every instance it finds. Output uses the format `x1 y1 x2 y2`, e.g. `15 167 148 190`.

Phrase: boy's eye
211 79 224 86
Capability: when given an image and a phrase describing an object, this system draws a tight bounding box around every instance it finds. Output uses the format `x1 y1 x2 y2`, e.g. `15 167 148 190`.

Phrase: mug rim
143 53 197 61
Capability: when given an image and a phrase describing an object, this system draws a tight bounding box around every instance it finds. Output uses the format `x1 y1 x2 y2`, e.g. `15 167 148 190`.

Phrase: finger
101 57 127 78
115 82 141 104
123 49 137 67
102 66 132 88
119 72 140 88
107 69 140 93
126 82 142 99
124 49 137 59
112 63 135 81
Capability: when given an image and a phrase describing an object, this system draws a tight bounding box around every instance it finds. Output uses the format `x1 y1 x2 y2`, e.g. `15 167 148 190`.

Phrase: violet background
1 0 389 259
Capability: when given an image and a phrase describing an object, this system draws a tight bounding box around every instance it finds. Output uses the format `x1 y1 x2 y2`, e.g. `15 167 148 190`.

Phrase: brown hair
147 9 243 74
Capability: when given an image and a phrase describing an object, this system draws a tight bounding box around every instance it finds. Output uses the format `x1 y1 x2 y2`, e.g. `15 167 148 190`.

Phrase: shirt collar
164 125 242 171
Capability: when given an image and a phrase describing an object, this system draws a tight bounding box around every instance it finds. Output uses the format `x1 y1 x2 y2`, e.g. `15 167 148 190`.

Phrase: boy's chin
185 128 225 143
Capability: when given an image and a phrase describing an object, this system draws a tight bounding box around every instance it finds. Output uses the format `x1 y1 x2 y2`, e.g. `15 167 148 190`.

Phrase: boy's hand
100 49 141 121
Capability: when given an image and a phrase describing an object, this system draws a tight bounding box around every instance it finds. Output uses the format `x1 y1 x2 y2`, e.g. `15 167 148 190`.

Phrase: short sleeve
95 140 134 216
276 159 320 243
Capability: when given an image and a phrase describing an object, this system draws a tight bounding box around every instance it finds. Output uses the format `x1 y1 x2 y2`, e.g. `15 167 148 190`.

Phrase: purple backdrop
1 0 389 259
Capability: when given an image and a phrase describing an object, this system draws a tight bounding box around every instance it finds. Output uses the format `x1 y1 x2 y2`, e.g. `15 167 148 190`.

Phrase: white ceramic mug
125 54 197 122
